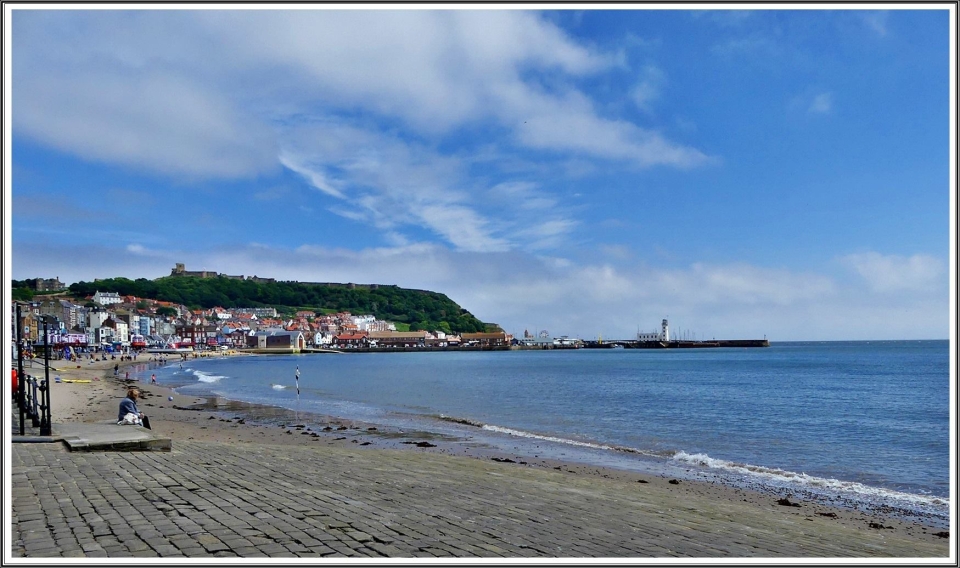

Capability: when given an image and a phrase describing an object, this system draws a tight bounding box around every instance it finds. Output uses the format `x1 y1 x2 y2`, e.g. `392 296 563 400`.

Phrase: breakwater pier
582 339 770 349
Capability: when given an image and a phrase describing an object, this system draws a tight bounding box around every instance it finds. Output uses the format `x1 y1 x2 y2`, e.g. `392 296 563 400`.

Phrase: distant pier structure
584 318 768 349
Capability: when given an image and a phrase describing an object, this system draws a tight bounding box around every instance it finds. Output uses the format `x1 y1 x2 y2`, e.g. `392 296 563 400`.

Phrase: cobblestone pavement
10 440 949 559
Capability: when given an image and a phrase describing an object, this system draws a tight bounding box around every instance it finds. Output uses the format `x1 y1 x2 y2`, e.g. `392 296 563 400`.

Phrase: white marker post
295 366 300 422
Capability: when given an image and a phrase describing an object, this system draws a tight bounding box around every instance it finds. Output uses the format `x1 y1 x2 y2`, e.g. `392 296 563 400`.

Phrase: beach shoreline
30 353 952 549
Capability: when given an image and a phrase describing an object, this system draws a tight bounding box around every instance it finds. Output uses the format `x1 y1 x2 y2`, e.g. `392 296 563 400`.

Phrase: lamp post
16 303 25 435
39 316 52 436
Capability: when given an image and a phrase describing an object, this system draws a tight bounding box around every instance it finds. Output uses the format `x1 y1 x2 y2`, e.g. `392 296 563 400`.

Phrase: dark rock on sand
401 441 437 448
777 497 801 507
491 457 516 463
669 479 681 485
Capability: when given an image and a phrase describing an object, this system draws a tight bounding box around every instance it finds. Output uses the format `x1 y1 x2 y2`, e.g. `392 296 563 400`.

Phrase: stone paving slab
12 420 171 452
9 440 950 559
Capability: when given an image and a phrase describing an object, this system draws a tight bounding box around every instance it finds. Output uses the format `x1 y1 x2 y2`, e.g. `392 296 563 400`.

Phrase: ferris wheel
539 330 550 338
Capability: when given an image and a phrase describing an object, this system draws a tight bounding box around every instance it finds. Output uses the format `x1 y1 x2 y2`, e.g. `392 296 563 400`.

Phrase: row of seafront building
12 295 678 357
10 291 515 355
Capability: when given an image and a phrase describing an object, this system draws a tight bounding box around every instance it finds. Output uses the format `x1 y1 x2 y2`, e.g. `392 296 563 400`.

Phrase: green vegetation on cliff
68 276 492 334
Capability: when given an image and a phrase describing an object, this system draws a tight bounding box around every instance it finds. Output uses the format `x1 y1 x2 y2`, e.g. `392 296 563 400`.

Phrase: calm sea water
152 341 950 520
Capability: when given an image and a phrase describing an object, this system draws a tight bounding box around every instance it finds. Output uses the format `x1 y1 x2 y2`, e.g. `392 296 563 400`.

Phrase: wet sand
36 354 953 555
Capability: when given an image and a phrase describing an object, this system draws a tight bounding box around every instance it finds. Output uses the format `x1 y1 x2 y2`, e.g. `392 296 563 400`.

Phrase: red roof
335 333 367 340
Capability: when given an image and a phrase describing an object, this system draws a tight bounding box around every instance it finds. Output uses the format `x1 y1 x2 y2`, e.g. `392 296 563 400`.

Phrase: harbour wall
582 339 769 349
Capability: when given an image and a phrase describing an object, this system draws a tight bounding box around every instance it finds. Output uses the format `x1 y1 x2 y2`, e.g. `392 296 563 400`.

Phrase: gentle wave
480 423 667 458
437 414 484 427
438 414 674 458
441 416 947 510
191 370 227 383
671 451 947 508
271 383 287 390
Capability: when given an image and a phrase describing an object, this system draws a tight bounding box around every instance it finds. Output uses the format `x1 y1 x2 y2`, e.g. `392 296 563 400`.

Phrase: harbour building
637 319 670 342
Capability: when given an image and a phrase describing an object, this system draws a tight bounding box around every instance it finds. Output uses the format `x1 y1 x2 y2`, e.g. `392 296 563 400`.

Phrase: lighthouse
661 319 670 342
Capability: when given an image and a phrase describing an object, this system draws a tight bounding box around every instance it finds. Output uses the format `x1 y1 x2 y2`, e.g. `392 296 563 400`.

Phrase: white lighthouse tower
661 319 670 342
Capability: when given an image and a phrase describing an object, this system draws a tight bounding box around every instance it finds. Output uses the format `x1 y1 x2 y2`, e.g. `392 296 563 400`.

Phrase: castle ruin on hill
169 263 275 283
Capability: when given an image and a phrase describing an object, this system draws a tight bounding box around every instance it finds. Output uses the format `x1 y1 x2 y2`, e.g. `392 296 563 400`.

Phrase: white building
637 319 670 342
87 308 109 329
92 291 122 305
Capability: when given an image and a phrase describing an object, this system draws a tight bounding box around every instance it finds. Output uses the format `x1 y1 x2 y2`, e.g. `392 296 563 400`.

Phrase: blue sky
7 6 953 340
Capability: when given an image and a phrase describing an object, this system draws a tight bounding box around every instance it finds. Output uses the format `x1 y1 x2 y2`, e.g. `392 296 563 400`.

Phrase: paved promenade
10 438 949 559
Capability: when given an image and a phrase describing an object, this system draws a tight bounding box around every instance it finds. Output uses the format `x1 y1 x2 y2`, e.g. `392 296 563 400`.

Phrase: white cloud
278 152 346 199
15 241 946 341
417 205 511 253
13 9 710 179
279 119 519 251
710 34 777 58
630 65 665 113
125 244 167 257
861 11 889 37
517 102 712 168
808 92 833 115
14 67 277 179
841 252 945 293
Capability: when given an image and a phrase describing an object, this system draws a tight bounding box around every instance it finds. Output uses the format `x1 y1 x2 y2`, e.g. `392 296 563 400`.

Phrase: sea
148 340 952 526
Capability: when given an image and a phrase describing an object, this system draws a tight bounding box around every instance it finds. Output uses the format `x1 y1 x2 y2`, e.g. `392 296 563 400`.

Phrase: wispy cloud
710 34 778 58
788 89 834 117
841 252 944 293
807 92 833 115
13 9 718 255
278 152 346 199
692 10 756 28
14 10 710 177
861 11 889 37
14 241 946 340
630 65 666 113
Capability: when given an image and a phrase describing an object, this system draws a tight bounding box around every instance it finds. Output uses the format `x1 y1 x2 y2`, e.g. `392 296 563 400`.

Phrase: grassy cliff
67 276 493 334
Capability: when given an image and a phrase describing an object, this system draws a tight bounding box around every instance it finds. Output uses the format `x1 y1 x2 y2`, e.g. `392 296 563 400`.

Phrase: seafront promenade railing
19 374 51 437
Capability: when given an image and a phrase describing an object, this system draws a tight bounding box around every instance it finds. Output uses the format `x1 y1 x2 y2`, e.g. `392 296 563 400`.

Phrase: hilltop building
31 277 66 292
92 291 122 306
168 263 275 283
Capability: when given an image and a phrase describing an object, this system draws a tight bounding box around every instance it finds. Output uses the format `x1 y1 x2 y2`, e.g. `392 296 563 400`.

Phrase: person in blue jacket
118 387 151 429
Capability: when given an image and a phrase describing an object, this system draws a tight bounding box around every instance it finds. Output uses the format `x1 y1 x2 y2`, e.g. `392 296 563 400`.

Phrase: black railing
19 374 51 436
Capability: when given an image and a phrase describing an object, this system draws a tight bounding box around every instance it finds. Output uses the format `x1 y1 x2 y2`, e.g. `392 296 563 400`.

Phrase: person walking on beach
150 374 157 384
118 388 150 429
114 364 119 376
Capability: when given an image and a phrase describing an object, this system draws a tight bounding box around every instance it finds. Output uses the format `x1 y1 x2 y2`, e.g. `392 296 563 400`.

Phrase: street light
16 303 25 435
39 315 54 436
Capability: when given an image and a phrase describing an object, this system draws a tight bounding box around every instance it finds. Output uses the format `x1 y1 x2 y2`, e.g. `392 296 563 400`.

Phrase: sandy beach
17 353 951 558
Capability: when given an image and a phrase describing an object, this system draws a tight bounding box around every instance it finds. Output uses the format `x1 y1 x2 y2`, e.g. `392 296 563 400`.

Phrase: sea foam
671 451 947 509
191 370 226 383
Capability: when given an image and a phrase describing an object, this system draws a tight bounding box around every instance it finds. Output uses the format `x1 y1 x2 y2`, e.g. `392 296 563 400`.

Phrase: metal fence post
29 377 39 427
